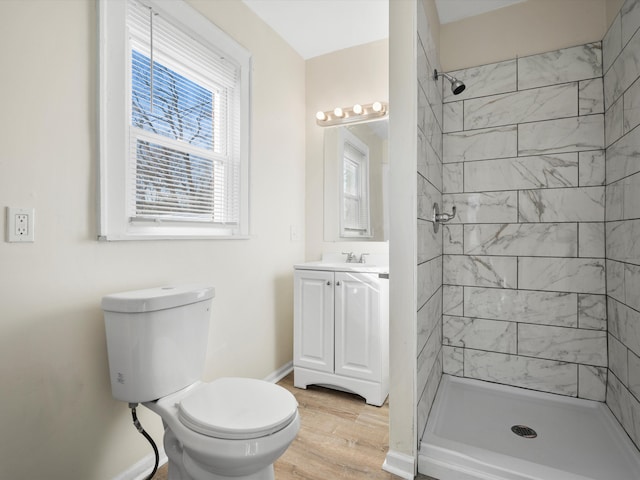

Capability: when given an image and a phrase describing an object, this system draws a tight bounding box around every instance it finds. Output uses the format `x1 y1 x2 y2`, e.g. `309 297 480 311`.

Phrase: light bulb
372 101 383 112
353 104 363 115
316 111 327 121
333 107 344 117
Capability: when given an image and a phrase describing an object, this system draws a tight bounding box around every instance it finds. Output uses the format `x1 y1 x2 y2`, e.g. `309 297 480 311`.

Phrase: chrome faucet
342 251 356 263
359 253 369 264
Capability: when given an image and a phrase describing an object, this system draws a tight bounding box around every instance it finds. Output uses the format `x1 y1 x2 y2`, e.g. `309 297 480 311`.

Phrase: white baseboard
263 361 293 384
112 448 167 480
383 450 416 479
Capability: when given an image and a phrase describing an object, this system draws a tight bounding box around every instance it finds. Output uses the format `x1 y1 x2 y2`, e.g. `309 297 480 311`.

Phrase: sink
294 253 389 274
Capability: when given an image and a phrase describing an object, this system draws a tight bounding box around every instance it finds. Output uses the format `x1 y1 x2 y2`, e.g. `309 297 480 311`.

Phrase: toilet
102 285 300 480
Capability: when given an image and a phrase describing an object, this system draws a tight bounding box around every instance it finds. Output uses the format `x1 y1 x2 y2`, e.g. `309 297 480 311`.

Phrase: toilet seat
177 378 298 440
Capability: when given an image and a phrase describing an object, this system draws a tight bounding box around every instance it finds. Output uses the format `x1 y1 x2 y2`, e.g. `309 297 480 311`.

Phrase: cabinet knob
326 281 331 286
336 281 341 286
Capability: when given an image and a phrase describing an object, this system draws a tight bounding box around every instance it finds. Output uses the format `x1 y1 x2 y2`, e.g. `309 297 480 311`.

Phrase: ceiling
242 0 527 59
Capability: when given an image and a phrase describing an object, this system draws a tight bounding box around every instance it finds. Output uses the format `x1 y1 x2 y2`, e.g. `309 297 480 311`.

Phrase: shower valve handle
434 204 456 223
432 203 456 233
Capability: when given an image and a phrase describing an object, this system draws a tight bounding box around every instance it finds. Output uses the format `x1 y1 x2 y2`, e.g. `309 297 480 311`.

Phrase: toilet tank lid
101 285 215 313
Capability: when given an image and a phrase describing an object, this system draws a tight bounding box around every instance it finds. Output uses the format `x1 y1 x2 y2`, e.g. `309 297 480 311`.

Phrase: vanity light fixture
315 101 388 126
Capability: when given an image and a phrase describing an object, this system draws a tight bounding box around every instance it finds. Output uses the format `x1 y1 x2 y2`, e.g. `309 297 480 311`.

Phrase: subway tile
604 26 640 108
606 125 640 183
610 295 640 358
443 59 516 103
417 129 443 191
443 162 463 193
443 101 463 133
417 286 442 352
624 262 640 312
603 12 622 74
418 219 441 263
578 222 605 258
464 153 578 192
518 187 605 223
418 85 443 155
518 42 602 90
464 223 577 257
417 323 442 400
629 349 640 400
518 115 604 156
608 297 622 338
418 256 442 309
443 224 463 254
443 125 517 163
606 96 624 147
518 257 606 293
607 373 640 449
442 346 464 376
606 177 625 221
417 353 442 438
518 324 607 366
464 286 578 327
610 333 629 384
417 174 441 221
579 78 604 115
578 365 607 401
622 0 640 46
442 285 463 315
464 83 577 130
464 349 578 396
443 315 516 354
578 294 607 330
578 150 605 186
605 172 640 221
606 219 640 264
607 259 626 302
624 76 640 133
444 255 517 288
443 191 518 224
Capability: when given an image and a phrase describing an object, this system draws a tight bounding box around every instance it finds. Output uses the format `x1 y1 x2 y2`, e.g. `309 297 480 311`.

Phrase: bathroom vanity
293 256 389 406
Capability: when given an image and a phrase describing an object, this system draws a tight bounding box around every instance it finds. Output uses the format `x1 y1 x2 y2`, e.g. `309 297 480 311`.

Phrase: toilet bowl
146 379 300 480
101 285 300 480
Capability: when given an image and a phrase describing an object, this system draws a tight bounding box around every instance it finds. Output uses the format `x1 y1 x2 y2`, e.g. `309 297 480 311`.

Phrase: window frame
98 0 251 240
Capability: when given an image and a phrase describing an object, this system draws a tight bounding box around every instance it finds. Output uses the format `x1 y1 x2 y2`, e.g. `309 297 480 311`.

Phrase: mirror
324 119 388 242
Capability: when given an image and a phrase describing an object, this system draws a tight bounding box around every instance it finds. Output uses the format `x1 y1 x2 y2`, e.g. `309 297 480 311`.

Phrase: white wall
305 39 389 261
0 0 305 478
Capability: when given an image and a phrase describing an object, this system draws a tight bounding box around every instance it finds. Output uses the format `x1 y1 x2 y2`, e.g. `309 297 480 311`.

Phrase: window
339 128 371 238
98 0 251 240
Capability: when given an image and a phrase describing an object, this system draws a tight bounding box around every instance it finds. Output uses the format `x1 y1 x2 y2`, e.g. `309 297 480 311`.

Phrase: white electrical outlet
6 207 35 242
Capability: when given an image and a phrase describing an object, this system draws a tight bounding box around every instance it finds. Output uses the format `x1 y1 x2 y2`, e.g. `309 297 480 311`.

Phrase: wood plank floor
152 372 435 480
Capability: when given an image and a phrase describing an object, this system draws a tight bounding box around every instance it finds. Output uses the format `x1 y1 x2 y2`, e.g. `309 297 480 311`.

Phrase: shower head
434 69 466 95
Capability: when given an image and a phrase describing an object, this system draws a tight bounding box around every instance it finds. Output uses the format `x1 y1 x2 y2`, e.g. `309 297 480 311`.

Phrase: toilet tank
102 285 215 403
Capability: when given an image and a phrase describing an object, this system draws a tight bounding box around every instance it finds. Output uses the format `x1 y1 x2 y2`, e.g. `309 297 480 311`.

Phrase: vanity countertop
294 261 388 275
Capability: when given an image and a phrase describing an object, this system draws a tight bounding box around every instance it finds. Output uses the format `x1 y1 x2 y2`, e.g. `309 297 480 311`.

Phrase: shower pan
420 376 640 480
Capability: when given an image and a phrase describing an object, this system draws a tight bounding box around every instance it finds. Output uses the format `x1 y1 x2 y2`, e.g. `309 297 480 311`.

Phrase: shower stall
387 0 640 478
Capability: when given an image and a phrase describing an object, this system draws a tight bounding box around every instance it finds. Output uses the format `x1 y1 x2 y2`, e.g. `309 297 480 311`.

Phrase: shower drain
511 425 537 438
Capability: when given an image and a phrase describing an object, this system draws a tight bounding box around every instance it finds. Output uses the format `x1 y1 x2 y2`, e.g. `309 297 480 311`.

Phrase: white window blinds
127 0 241 226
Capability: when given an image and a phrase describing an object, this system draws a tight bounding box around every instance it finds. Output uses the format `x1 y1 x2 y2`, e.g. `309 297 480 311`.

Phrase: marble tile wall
416 1 443 443
441 40 608 400
603 0 640 451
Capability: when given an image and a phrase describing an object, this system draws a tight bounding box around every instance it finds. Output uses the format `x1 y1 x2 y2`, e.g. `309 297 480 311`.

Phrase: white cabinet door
293 270 334 373
334 272 381 381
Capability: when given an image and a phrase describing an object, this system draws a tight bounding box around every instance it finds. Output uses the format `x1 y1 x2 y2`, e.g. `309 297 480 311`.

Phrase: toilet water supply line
130 403 159 480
